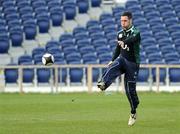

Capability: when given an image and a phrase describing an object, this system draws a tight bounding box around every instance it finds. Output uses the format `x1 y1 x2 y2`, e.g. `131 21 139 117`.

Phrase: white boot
128 113 137 126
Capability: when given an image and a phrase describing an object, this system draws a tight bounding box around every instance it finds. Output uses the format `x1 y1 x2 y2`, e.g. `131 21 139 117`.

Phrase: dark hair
121 11 132 19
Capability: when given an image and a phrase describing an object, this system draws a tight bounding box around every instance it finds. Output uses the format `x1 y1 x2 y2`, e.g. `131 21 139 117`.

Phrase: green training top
112 25 141 64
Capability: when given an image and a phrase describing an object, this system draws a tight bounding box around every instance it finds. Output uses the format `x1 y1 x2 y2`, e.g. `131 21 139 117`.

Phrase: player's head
121 11 132 30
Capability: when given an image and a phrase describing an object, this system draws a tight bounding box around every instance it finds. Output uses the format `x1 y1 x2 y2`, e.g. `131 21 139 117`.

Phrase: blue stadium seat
73 26 88 35
164 17 178 26
47 47 61 55
171 0 180 7
5 64 18 83
63 4 76 20
50 12 63 26
66 52 81 63
32 47 46 58
96 46 111 54
34 54 44 64
19 7 34 16
79 46 95 55
169 68 180 83
74 32 89 40
154 31 169 39
171 31 180 40
10 31 23 47
23 24 37 40
0 38 9 54
105 32 116 41
37 16 50 33
152 68 166 83
137 68 149 82
112 6 125 15
158 5 173 13
88 26 102 35
21 62 34 83
125 0 139 8
53 60 67 83
63 46 78 56
77 0 89 13
91 0 101 7
47 1 62 9
60 39 75 49
90 32 105 41
37 68 51 83
127 5 141 13
143 4 157 14
86 20 99 28
59 33 74 42
156 0 170 6
103 25 117 34
174 5 180 13
69 61 83 83
46 41 60 49
53 53 64 63
84 60 100 82
100 13 114 22
32 1 46 9
82 53 97 62
145 11 160 19
18 55 33 64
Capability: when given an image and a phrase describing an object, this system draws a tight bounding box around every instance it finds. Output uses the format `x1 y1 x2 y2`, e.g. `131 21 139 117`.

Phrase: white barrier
1 64 180 93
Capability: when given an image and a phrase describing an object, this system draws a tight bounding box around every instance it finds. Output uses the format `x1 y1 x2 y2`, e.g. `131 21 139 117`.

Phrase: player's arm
112 44 121 61
107 45 120 66
123 31 141 45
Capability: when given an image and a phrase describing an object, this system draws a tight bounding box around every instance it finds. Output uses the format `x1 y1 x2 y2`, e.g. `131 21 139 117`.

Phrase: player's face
121 16 132 30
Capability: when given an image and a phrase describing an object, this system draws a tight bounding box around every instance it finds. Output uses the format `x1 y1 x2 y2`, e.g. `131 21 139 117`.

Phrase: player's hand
118 41 124 48
108 61 113 66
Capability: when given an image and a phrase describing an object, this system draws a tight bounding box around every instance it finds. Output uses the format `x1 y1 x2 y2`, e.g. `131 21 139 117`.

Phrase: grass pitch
0 92 180 134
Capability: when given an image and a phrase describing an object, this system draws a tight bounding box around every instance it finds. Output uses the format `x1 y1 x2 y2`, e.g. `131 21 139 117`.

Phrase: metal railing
1 64 180 93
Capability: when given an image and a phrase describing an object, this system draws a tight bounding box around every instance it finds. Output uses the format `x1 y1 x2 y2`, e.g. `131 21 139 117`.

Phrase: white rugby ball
42 53 54 66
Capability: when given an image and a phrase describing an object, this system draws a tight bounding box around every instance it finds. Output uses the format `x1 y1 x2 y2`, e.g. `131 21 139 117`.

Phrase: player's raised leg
97 57 124 91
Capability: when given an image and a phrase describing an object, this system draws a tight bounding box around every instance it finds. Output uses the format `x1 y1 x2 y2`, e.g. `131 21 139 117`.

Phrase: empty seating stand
2 0 180 85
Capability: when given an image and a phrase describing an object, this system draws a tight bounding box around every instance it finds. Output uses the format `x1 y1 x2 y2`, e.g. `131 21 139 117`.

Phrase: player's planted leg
124 79 139 126
128 113 137 126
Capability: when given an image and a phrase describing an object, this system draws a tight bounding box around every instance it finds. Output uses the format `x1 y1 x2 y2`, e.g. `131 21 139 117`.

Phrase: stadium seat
53 60 67 83
91 0 101 7
77 0 89 13
50 12 63 26
137 68 149 82
82 53 97 62
37 17 50 33
37 68 51 83
169 68 180 83
32 47 46 58
74 32 89 41
0 38 9 54
63 4 76 20
23 24 37 40
10 31 23 47
79 46 95 55
4 64 18 83
18 55 33 64
21 62 34 83
69 61 83 83
152 67 166 83
66 52 81 63
73 26 88 35
84 60 100 82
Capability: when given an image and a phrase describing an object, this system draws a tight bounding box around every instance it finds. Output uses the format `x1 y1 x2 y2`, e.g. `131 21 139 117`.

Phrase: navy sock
131 109 136 114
